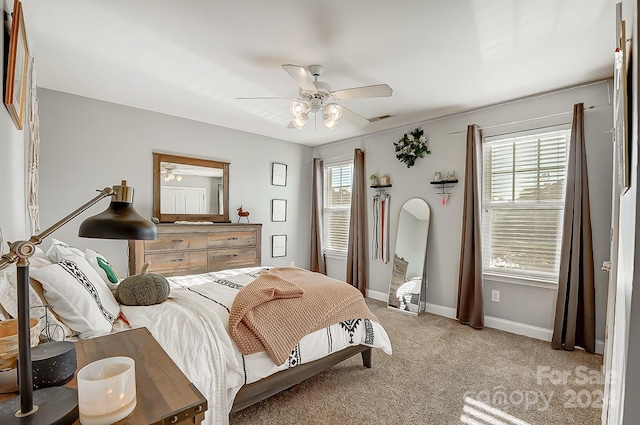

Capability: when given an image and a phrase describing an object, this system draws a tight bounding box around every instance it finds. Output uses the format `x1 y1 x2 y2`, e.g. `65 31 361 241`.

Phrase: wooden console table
0 327 207 424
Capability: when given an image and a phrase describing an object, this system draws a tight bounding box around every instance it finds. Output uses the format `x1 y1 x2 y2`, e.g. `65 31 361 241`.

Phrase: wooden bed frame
230 345 372 413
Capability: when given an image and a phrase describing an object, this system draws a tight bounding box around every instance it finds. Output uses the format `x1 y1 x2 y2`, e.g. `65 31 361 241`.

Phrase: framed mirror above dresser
153 152 230 223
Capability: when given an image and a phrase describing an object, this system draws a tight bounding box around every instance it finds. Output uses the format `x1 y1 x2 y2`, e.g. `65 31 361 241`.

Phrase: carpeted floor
229 299 603 425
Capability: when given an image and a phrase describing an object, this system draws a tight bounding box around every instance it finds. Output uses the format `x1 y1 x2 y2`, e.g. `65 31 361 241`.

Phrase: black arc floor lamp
0 180 157 425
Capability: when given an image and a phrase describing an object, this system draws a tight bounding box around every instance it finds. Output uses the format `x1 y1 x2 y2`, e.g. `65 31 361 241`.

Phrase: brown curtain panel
310 158 326 274
346 149 367 295
457 124 484 329
551 103 596 352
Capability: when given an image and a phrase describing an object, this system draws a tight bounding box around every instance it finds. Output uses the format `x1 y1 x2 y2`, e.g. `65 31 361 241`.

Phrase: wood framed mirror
153 153 230 223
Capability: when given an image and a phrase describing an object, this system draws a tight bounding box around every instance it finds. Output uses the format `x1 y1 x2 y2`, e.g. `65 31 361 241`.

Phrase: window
323 160 353 256
482 128 570 283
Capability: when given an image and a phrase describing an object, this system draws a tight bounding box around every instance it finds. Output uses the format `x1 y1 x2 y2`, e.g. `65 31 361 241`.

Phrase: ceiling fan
239 64 392 131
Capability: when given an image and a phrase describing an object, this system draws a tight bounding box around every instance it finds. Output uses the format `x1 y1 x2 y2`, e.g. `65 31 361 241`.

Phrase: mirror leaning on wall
387 198 430 315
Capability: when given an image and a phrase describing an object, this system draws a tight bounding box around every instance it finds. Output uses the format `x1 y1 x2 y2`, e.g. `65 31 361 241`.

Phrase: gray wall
36 89 314 276
314 81 613 344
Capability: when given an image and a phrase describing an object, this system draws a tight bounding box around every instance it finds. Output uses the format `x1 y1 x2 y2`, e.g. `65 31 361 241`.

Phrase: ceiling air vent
368 114 392 122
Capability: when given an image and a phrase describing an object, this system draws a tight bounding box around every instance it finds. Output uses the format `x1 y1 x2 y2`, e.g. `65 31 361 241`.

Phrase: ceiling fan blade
332 84 393 101
340 107 370 128
282 64 316 92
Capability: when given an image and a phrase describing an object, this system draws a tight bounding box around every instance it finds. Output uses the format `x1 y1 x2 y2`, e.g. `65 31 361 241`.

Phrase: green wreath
394 128 431 168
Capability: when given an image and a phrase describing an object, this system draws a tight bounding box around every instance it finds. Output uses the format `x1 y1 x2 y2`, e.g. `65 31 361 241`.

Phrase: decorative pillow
46 238 85 263
30 254 120 339
0 247 73 339
85 249 121 291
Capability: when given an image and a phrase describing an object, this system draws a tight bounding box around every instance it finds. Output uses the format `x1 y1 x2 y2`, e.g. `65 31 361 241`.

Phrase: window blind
324 161 353 256
482 128 570 282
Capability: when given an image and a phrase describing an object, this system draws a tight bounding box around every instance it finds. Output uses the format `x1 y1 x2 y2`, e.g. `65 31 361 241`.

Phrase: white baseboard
367 289 388 302
391 300 606 355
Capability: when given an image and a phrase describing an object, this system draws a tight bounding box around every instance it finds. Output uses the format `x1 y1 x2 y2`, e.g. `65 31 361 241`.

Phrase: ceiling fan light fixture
290 100 309 118
292 114 308 130
324 103 342 121
323 115 338 131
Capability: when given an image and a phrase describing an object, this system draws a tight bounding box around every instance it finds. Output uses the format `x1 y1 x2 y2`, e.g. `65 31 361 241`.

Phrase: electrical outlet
290 261 295 267
491 290 500 302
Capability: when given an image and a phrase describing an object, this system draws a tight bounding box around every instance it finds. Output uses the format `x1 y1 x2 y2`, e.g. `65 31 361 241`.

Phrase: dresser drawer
145 251 208 276
145 233 207 252
208 248 259 271
207 231 257 249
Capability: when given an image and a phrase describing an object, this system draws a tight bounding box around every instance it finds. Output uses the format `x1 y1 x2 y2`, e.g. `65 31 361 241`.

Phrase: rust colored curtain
551 103 596 352
457 124 484 329
310 158 326 274
346 149 367 295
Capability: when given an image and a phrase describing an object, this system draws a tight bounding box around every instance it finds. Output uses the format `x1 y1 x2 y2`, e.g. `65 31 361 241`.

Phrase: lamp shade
79 181 156 240
79 201 157 240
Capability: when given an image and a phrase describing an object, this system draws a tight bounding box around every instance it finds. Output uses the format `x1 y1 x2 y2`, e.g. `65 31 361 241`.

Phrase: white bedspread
119 267 392 425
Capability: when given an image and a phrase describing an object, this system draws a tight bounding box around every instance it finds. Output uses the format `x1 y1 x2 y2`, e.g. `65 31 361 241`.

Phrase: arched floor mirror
388 198 430 315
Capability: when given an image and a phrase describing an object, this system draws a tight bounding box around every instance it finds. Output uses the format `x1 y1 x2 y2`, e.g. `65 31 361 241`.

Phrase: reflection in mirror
388 198 430 315
160 162 224 215
153 153 230 223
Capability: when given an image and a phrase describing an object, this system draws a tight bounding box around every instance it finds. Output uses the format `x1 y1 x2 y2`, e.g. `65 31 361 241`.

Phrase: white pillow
30 255 120 339
0 247 73 339
85 249 121 291
46 238 85 263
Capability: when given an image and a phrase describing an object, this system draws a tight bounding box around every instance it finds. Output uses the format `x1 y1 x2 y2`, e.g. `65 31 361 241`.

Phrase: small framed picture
433 172 441 182
271 199 287 222
271 162 287 186
272 234 287 258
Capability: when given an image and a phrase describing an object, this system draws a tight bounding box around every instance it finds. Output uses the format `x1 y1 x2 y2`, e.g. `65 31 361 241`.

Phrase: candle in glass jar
78 356 136 425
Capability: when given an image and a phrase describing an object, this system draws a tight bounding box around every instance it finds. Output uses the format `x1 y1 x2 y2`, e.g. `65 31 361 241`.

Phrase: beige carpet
230 299 603 425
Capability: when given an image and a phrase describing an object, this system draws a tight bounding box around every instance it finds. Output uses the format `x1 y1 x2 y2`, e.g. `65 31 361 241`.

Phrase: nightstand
0 327 208 425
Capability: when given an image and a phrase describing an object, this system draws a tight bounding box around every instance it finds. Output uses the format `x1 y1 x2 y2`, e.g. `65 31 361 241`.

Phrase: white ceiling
21 0 616 147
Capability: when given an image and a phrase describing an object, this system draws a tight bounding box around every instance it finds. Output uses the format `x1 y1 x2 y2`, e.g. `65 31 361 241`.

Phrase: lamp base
0 386 78 424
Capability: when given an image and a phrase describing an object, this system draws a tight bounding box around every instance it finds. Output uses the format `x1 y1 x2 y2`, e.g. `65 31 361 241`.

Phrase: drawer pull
195 405 204 413
171 239 184 243
171 258 184 262
228 237 238 240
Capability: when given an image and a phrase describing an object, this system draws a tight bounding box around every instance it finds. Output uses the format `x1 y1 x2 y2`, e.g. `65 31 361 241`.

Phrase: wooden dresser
388 255 408 308
129 223 262 277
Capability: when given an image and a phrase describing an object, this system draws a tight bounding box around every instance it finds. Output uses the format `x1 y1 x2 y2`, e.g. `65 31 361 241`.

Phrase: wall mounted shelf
429 179 458 195
370 184 392 194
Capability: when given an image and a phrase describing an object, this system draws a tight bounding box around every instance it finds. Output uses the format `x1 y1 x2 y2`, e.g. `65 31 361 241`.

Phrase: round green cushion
115 273 170 306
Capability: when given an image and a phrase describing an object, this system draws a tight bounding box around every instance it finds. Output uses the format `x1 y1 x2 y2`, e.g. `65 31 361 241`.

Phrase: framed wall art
4 0 29 130
271 199 287 222
271 162 287 186
271 234 287 258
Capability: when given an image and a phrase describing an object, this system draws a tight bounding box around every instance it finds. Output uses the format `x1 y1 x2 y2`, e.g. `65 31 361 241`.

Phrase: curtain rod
448 105 598 135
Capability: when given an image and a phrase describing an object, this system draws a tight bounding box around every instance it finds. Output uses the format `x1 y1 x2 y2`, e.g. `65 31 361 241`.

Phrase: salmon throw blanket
229 267 377 365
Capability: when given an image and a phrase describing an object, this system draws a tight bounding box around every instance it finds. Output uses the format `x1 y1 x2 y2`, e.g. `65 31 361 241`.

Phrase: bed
0 240 392 425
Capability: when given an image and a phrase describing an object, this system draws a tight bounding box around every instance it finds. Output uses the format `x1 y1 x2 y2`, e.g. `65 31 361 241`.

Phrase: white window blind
324 160 353 256
482 128 570 282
